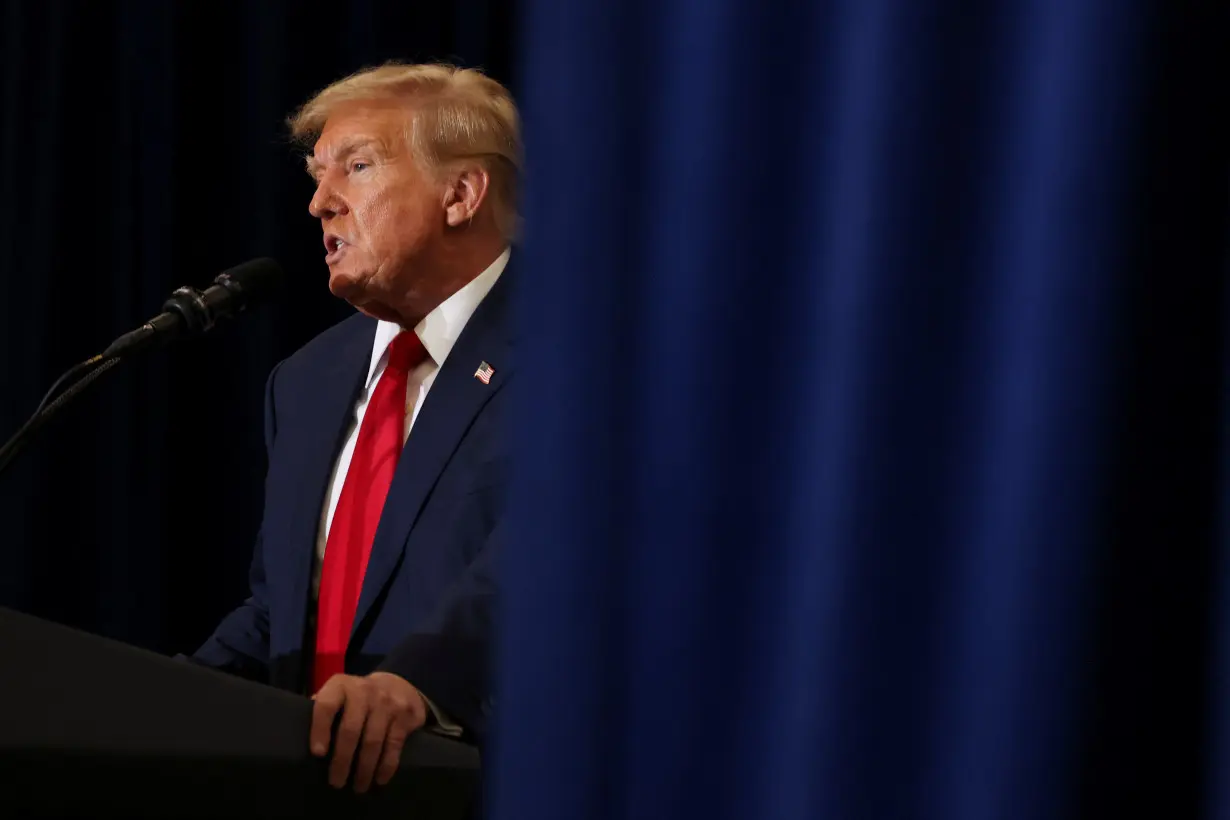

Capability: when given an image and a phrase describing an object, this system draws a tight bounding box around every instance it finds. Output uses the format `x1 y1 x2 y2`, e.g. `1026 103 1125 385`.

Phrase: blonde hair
289 62 521 240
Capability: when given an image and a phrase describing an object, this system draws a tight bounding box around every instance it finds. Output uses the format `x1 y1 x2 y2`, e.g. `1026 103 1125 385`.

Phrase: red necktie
312 330 427 694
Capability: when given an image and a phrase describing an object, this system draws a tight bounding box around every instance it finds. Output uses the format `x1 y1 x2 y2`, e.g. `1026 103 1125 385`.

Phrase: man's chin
328 269 404 324
327 268 361 300
353 302 403 324
331 284 399 324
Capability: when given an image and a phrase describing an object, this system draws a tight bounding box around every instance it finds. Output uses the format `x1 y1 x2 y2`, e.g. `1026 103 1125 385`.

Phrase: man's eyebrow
305 137 388 179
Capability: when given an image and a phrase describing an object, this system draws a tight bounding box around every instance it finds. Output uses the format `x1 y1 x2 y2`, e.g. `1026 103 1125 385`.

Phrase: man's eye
350 161 369 173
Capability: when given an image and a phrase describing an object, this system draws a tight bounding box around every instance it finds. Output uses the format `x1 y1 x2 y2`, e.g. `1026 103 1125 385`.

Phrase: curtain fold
497 1 1229 817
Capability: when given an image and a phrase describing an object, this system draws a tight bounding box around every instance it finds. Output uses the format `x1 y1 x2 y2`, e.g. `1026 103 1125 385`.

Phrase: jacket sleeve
377 521 502 741
187 362 284 682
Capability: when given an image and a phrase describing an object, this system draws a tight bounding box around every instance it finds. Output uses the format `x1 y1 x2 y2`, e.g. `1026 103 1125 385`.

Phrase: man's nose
309 182 346 220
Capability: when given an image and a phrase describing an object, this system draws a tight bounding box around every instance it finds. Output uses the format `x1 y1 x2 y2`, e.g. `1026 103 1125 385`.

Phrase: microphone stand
0 259 282 480
0 354 123 479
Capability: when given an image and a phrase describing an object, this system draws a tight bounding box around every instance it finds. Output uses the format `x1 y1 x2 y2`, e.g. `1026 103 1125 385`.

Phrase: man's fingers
351 706 393 794
308 673 423 792
310 680 346 756
329 684 370 788
374 718 410 787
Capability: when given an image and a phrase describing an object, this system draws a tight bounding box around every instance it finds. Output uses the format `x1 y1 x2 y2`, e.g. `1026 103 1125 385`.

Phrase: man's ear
443 164 491 227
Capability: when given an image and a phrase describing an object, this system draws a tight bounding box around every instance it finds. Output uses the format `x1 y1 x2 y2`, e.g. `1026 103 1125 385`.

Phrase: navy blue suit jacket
192 269 513 740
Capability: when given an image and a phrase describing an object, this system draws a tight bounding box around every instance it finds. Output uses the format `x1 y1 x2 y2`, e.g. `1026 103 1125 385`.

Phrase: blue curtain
497 1 1228 818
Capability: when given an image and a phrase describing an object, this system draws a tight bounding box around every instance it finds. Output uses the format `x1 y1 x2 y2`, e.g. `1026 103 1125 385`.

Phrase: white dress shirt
312 247 509 733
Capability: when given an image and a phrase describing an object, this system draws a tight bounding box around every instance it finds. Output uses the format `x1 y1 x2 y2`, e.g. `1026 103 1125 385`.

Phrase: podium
0 606 481 818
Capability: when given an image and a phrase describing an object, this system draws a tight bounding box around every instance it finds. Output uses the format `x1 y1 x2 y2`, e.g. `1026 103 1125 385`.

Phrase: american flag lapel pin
474 361 495 385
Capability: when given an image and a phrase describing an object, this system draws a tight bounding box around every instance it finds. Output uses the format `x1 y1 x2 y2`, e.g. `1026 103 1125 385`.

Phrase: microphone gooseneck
0 257 284 480
102 257 283 358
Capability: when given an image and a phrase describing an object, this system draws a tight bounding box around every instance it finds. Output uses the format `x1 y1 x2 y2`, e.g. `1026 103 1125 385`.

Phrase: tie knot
386 330 427 374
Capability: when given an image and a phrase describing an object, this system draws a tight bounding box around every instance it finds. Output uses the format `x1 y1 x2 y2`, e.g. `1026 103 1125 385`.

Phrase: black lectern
0 606 480 818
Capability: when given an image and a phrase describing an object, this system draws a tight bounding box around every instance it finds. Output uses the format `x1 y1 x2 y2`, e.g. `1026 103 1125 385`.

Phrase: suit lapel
350 269 516 639
281 317 376 653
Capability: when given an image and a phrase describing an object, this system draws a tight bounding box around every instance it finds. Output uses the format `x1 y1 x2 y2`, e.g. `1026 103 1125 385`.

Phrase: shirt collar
366 247 510 389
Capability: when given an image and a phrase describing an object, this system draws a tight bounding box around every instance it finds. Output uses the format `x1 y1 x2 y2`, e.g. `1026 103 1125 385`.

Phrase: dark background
1 1 1228 817
0 0 517 651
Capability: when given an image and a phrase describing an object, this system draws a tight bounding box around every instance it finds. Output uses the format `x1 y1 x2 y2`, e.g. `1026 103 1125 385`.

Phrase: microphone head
215 257 283 303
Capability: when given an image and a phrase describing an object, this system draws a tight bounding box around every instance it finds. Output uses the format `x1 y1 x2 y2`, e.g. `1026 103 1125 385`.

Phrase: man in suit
190 62 519 794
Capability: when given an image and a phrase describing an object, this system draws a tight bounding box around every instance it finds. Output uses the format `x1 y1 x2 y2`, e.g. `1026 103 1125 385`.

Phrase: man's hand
310 671 428 792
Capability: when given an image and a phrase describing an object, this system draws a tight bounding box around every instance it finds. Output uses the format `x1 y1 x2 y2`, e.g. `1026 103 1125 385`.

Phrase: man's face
308 100 444 322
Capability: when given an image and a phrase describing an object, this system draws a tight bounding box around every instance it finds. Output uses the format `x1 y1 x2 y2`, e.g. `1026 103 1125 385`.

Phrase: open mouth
324 234 349 265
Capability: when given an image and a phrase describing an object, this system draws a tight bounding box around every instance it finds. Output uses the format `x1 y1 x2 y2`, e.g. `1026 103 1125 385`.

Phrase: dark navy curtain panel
499 2 1228 819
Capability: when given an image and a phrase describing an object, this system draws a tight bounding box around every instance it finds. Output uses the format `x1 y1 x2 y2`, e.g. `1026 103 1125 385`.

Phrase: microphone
0 257 284 478
103 257 283 358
